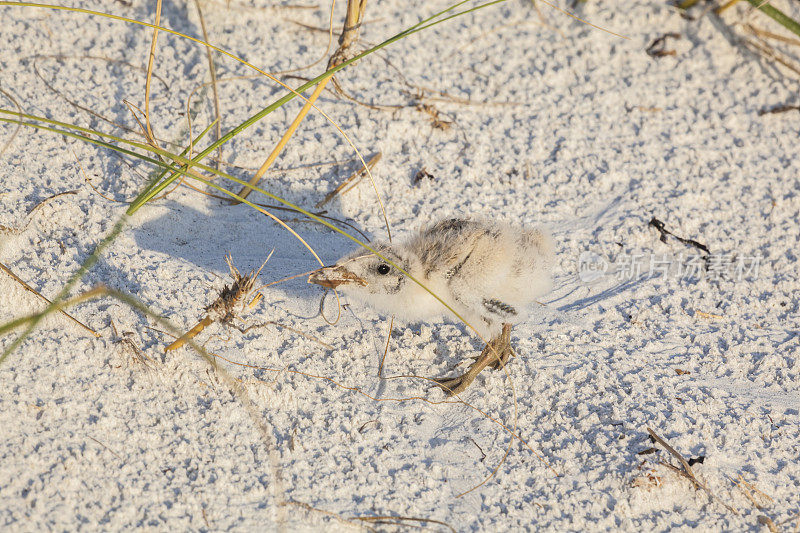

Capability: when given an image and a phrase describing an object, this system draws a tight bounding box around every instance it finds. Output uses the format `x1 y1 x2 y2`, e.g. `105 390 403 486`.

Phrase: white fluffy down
330 218 555 338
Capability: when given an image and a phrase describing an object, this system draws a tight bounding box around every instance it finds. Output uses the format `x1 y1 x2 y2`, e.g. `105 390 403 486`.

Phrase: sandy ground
1 0 799 530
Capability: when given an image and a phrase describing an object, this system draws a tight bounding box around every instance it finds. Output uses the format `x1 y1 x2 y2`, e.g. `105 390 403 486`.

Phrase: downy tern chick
308 218 554 395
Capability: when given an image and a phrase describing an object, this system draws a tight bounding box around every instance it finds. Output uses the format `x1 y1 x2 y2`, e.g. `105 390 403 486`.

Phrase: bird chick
308 218 554 395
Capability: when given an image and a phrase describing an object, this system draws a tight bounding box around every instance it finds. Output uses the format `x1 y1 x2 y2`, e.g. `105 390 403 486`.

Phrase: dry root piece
165 252 271 352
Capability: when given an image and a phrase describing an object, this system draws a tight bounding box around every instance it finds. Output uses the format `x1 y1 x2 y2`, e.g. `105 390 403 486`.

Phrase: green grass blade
125 0 510 213
744 0 800 39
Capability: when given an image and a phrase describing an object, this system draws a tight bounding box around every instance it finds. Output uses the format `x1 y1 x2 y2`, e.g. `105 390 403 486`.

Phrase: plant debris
165 252 270 352
110 319 153 368
413 168 435 185
0 260 99 337
0 190 78 235
646 427 737 514
415 101 453 131
758 104 800 115
648 217 710 255
647 33 681 58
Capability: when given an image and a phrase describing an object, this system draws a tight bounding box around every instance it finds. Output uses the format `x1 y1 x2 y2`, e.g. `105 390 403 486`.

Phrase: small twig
238 321 333 350
0 261 100 337
758 103 800 115
647 428 700 485
355 515 456 533
758 515 779 533
358 419 379 433
728 473 774 509
469 437 487 462
280 500 373 531
647 427 738 514
1 191 79 234
695 310 723 319
746 23 800 47
743 35 800 77
777 510 800 527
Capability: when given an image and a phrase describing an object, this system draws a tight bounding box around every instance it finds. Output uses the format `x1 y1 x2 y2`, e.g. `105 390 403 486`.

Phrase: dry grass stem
729 473 774 509
746 23 800 47
234 79 331 203
743 35 800 77
212 349 556 477
72 149 130 203
695 310 723 319
716 0 740 15
238 321 333 350
234 0 369 204
281 500 371 531
0 86 22 158
647 427 738 514
193 0 222 169
31 56 171 141
0 261 99 337
316 151 381 208
415 102 454 130
0 190 78 234
87 434 125 462
758 515 780 532
356 515 456 532
143 0 162 143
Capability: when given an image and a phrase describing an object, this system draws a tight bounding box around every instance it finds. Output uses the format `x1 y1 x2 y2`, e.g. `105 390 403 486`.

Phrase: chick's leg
433 323 513 396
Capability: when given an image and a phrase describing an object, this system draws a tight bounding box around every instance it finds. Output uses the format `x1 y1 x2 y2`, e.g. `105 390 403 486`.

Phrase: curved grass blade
743 0 800 39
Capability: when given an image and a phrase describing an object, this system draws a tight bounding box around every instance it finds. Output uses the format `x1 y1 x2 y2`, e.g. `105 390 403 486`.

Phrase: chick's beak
308 265 367 289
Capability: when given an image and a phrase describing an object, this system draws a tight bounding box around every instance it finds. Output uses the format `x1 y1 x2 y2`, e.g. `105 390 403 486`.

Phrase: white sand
1 0 799 530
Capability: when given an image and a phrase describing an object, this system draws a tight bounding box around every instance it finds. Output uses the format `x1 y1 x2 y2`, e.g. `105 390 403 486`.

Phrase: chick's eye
376 264 390 275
